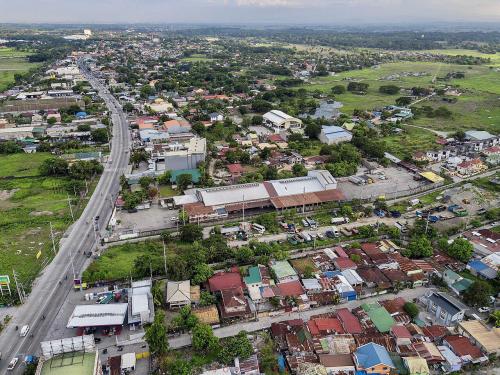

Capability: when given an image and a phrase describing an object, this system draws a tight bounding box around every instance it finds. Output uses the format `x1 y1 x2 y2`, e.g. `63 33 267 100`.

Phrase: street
0 60 131 374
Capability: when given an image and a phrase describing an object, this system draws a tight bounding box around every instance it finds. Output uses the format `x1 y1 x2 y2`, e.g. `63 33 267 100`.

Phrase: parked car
390 211 402 218
478 307 491 313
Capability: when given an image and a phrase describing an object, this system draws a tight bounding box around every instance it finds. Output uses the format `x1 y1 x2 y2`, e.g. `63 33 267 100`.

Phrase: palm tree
488 311 500 328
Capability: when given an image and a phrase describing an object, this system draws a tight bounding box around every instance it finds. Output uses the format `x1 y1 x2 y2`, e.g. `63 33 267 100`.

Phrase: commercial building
180 170 344 222
263 110 302 132
457 320 500 355
318 125 353 145
127 279 154 326
151 137 206 171
67 304 128 329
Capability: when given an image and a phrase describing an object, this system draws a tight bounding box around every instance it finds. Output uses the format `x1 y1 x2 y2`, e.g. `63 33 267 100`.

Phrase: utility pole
242 194 245 224
162 240 168 277
12 269 26 304
302 186 306 214
49 221 57 255
67 194 75 221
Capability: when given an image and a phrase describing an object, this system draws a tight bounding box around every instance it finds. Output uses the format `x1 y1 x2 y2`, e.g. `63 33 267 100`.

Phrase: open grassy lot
0 47 38 91
180 54 214 62
382 126 440 159
0 153 92 289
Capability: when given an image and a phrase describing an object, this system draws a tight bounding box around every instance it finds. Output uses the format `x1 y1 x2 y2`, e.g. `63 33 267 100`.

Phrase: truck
298 232 312 242
305 217 317 228
331 217 350 225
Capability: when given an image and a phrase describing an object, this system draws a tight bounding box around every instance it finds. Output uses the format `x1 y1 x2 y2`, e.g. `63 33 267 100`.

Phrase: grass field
0 47 38 91
0 153 94 290
180 54 214 62
382 126 440 159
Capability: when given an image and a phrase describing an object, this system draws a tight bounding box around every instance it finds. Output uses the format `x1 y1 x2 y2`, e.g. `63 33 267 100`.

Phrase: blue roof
322 125 352 140
76 111 87 118
468 260 488 272
323 270 341 278
355 343 394 369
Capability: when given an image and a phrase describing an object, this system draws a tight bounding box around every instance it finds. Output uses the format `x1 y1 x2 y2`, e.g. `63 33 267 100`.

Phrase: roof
263 110 298 125
391 325 412 339
67 304 128 328
419 171 444 183
444 335 484 359
121 353 136 369
336 308 363 334
320 125 352 140
437 345 461 366
312 318 345 334
355 343 395 369
361 303 396 333
244 266 262 285
170 169 201 184
208 271 243 292
428 293 463 316
227 163 245 174
40 351 96 375
334 257 357 270
166 280 191 303
271 260 297 280
465 130 495 141
318 354 354 368
277 280 305 297
131 294 149 316
458 320 500 354
198 182 270 207
403 356 430 375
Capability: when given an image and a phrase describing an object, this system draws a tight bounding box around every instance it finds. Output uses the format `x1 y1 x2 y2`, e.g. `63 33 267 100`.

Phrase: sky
1 0 500 25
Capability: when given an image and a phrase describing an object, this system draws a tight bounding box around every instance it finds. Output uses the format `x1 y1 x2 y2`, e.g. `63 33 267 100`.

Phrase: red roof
458 158 482 169
391 325 412 339
361 243 380 255
227 163 244 174
422 325 448 341
208 271 244 292
336 308 363 334
444 335 483 359
334 257 357 270
312 318 345 334
333 246 348 258
268 134 284 143
277 280 305 297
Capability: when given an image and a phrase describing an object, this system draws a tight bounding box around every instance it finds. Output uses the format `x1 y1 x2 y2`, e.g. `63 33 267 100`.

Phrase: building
424 292 465 326
37 335 100 375
151 137 206 171
457 158 487 176
270 260 299 283
0 126 35 140
457 320 500 355
467 253 500 280
166 280 191 308
402 356 430 375
127 279 154 326
361 303 396 333
318 354 355 374
354 343 395 375
318 125 353 145
67 304 128 330
437 345 462 373
263 110 302 132
180 170 343 223
443 335 488 364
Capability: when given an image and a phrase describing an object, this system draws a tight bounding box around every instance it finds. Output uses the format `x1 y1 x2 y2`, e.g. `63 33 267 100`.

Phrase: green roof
244 266 262 285
271 261 297 280
362 303 396 333
452 278 473 292
389 353 408 375
443 269 461 283
41 352 96 375
170 169 201 184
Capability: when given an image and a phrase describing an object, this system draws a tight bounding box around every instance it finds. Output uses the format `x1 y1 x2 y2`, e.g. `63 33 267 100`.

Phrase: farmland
0 153 94 290
0 47 38 91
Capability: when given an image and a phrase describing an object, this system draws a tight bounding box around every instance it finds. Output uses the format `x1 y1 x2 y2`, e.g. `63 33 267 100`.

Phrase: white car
170 217 178 222
478 307 491 313
20 325 30 337
7 357 19 371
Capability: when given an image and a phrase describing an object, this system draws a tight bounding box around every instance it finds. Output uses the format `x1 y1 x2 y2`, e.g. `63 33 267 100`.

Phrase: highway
0 59 130 374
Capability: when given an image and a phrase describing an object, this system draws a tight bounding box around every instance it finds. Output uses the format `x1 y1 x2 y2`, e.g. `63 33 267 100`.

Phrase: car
7 357 18 371
170 217 178 222
478 307 491 313
20 325 30 337
325 230 335 239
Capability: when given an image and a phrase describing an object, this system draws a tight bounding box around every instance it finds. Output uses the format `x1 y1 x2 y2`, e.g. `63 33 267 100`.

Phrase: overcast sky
1 0 499 25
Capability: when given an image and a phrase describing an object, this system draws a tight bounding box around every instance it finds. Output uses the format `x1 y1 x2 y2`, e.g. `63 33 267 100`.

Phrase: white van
7 357 18 370
252 223 266 234
20 325 30 337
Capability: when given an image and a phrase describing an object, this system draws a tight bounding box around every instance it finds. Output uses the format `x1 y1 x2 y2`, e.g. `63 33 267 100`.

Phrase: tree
304 123 321 139
192 323 219 354
157 170 172 185
139 176 154 189
379 85 400 95
446 238 473 263
463 281 493 307
39 158 69 176
395 96 412 106
69 160 103 180
47 117 57 125
217 331 253 365
292 163 307 177
180 224 203 243
123 102 134 112
145 311 169 356
0 140 23 154
260 333 277 373
164 359 192 375
488 310 500 328
176 173 193 190
171 306 199 331
350 254 362 263
403 302 419 318
130 149 149 167
192 263 214 285
199 291 217 307
251 115 263 125
331 85 346 95
347 82 369 93
91 128 109 143
405 236 433 258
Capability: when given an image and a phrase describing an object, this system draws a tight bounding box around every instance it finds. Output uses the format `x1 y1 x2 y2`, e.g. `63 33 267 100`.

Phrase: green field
0 47 38 91
180 54 214 62
0 153 92 292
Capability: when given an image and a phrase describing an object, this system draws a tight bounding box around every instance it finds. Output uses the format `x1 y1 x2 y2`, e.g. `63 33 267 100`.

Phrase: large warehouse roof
67 304 128 328
263 110 295 124
198 182 270 207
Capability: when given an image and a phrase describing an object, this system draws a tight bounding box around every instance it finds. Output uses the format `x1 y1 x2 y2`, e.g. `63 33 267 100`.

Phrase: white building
318 125 353 145
263 110 302 133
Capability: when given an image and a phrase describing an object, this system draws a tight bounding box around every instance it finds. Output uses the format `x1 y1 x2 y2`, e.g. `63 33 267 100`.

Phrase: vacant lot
0 47 38 91
0 153 93 289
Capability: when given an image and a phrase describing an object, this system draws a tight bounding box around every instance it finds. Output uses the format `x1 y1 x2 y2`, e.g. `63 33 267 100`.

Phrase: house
227 163 245 182
277 280 305 298
166 280 191 308
443 335 488 364
457 158 487 176
457 320 500 356
270 260 299 283
318 354 355 374
208 269 244 293
336 308 363 334
263 110 302 133
437 345 462 373
402 356 430 375
354 343 395 375
361 303 396 333
391 325 412 346
318 125 353 145
209 112 224 123
467 253 500 280
424 292 465 326
220 286 251 320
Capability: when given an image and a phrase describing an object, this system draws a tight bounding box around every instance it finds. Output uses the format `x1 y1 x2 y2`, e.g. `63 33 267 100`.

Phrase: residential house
457 320 500 356
318 354 355 375
391 325 412 346
166 280 191 308
353 343 395 375
424 292 465 326
443 335 488 364
209 112 224 123
361 303 396 333
336 308 363 334
220 286 251 320
457 158 487 176
270 260 299 283
438 345 462 373
402 357 430 375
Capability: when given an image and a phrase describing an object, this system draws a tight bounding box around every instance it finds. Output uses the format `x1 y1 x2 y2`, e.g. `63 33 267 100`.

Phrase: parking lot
338 166 426 200
112 205 179 236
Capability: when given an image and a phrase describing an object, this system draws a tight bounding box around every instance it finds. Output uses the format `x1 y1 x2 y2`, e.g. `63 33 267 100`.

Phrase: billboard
0 275 10 286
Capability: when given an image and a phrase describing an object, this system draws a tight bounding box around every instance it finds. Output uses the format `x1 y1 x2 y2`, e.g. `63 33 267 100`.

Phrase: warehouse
67 304 128 329
263 110 302 132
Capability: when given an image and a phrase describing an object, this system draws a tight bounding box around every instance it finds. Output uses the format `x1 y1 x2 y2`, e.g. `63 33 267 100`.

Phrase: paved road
0 60 130 374
168 286 433 349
